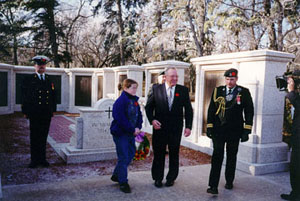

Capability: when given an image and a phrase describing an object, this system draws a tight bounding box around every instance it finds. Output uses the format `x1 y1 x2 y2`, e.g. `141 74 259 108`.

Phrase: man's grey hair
165 67 177 76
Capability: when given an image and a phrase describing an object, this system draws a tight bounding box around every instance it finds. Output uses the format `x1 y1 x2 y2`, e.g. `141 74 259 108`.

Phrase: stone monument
189 50 295 175
61 98 117 163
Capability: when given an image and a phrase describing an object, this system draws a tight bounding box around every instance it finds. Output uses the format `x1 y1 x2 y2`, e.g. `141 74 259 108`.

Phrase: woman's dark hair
118 79 138 91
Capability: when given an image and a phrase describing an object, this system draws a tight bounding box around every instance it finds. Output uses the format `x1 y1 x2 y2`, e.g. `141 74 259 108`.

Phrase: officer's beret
32 55 50 65
224 68 238 77
159 71 165 76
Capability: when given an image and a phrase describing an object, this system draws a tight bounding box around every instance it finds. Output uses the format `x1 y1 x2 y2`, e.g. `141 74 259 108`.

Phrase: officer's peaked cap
32 55 50 65
224 68 238 77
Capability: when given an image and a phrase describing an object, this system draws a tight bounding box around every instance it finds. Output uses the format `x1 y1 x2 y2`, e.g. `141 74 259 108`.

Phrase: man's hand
134 128 140 136
24 114 28 119
184 128 191 137
287 77 295 92
152 120 162 130
241 129 251 142
206 128 213 139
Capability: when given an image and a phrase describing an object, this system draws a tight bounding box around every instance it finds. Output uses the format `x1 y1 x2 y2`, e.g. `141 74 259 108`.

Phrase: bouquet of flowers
133 132 150 161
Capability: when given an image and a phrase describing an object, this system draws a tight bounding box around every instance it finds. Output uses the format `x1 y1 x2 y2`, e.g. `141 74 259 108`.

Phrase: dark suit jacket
21 73 57 119
145 84 193 135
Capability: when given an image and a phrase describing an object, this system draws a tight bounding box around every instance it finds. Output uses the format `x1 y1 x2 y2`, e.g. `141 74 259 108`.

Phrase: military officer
21 55 57 168
206 68 254 195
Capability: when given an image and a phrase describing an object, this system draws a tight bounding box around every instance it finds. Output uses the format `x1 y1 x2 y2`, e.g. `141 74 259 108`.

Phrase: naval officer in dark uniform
21 55 57 168
206 68 254 194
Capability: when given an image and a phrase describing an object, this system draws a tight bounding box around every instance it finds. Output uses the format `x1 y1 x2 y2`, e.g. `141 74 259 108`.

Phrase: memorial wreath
133 132 150 161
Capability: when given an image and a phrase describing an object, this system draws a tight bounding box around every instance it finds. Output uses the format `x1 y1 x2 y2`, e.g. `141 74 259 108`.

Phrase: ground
0 112 211 186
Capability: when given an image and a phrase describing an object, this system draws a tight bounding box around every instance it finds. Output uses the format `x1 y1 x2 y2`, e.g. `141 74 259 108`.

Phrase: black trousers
29 116 51 164
290 130 300 197
151 128 182 182
208 136 240 188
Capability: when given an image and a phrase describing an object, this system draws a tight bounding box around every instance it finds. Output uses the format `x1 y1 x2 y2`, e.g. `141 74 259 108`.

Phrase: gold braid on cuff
244 124 252 130
207 123 213 128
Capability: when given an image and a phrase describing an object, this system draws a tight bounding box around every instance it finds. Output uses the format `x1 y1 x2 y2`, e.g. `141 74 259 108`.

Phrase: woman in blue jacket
110 79 143 193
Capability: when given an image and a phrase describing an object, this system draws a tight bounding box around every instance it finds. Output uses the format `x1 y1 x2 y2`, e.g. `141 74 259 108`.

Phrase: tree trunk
117 0 125 65
275 0 284 51
186 0 203 56
47 0 60 67
13 34 18 65
155 0 162 31
250 0 258 50
264 0 278 50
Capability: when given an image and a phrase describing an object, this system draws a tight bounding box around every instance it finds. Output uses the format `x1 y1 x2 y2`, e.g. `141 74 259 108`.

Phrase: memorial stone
61 98 117 163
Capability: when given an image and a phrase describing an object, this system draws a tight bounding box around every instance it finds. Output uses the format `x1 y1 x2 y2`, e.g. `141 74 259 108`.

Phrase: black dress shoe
120 183 131 193
225 183 233 190
207 187 218 194
28 162 38 168
154 180 163 188
165 180 174 187
111 174 119 182
40 160 50 167
281 193 300 200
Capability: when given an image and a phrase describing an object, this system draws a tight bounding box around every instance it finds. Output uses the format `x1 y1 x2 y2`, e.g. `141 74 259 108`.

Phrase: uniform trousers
290 128 300 197
113 134 135 184
208 133 240 188
29 116 51 165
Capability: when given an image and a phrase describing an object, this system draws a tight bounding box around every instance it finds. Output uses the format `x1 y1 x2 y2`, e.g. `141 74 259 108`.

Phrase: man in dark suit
145 67 193 188
206 68 254 195
21 55 57 168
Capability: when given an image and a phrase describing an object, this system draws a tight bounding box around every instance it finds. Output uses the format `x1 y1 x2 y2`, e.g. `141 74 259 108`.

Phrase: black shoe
165 180 174 187
225 183 233 190
207 187 218 195
40 160 50 167
281 193 300 200
120 183 131 193
28 162 38 168
154 180 163 188
111 175 119 182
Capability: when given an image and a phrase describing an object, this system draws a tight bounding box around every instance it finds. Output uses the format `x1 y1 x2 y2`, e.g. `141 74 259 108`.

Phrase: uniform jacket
286 91 300 148
21 73 56 118
207 85 254 137
145 84 193 133
110 91 143 136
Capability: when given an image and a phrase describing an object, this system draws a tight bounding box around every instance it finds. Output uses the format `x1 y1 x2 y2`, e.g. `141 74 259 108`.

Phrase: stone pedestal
0 63 13 115
61 99 116 163
190 50 295 175
112 65 144 98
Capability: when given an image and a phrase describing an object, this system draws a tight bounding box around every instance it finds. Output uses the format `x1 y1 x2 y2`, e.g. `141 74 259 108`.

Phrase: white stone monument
188 50 295 175
112 65 144 98
0 63 13 115
61 98 117 163
94 68 115 101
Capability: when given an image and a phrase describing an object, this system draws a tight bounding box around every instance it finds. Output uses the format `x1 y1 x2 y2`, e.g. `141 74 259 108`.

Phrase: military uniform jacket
207 85 254 137
21 73 57 118
286 91 300 148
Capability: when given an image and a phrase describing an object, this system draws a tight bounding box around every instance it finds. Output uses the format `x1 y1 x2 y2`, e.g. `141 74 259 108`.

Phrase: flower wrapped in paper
134 132 150 161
